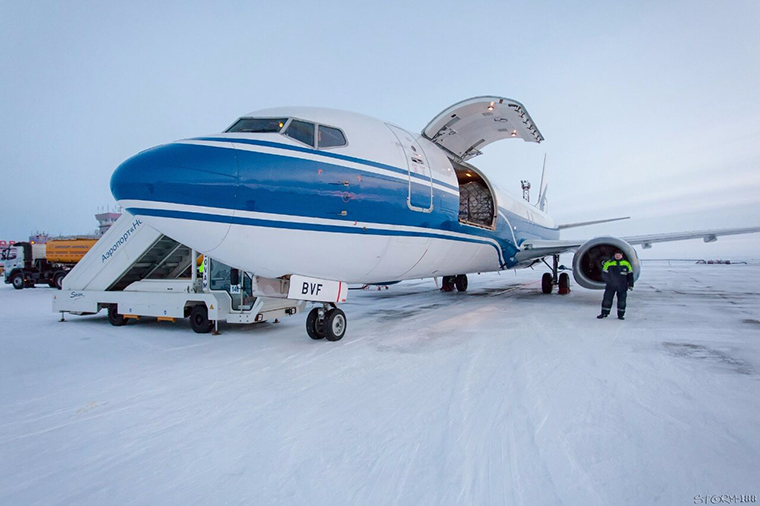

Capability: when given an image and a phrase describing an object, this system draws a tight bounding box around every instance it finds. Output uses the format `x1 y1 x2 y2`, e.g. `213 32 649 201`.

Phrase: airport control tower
95 208 122 236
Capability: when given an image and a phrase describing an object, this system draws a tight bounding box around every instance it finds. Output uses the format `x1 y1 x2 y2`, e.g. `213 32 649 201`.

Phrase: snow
1 263 759 505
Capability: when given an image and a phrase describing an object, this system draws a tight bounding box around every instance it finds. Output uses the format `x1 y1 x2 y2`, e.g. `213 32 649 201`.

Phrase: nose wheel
306 305 347 342
306 308 326 339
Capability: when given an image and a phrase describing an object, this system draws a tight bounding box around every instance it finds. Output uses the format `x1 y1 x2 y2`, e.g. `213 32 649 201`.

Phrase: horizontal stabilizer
558 216 630 230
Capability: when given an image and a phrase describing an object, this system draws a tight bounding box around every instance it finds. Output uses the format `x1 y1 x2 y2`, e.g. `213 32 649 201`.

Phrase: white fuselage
111 107 558 284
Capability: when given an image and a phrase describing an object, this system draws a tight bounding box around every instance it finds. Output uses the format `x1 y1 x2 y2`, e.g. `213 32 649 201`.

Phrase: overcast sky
1 1 758 258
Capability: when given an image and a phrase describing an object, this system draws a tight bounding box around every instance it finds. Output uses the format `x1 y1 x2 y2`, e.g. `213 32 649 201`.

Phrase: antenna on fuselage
537 153 548 212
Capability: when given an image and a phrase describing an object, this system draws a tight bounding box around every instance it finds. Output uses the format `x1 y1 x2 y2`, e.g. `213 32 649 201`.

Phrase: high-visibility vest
602 259 632 272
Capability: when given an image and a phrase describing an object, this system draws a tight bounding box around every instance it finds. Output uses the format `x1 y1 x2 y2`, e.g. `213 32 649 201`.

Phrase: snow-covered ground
1 263 759 505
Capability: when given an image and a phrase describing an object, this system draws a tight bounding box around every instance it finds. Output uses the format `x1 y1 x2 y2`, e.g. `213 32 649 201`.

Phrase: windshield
318 125 346 148
226 118 287 133
284 120 315 147
1 248 16 261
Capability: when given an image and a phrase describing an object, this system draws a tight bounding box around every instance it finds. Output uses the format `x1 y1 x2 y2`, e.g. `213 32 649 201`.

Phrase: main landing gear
441 274 468 292
541 255 571 295
306 304 347 342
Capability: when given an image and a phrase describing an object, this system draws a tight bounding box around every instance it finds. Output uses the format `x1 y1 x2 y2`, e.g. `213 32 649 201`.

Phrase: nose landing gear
306 304 347 342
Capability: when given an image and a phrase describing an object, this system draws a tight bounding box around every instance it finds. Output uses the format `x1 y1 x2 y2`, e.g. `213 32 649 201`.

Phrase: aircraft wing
516 226 760 261
619 226 760 248
516 239 583 260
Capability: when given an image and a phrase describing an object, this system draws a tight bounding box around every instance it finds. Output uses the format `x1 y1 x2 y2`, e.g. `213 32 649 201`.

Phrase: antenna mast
537 153 548 211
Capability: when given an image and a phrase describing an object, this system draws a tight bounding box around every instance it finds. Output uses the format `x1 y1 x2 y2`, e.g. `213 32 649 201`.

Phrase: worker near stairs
597 251 634 320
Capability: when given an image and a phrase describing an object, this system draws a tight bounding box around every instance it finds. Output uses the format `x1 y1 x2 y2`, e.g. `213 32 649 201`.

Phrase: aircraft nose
110 140 239 208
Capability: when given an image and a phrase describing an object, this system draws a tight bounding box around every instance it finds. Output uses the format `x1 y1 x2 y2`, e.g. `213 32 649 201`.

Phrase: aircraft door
386 124 434 213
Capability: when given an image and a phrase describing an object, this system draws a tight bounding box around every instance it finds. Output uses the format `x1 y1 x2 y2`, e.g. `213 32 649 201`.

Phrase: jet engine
571 236 640 289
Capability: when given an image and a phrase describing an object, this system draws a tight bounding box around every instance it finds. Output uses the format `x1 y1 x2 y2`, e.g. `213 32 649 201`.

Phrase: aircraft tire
306 308 326 340
324 308 347 342
455 274 468 292
558 272 571 295
11 272 24 290
441 276 456 292
107 304 127 326
190 305 214 334
541 273 553 294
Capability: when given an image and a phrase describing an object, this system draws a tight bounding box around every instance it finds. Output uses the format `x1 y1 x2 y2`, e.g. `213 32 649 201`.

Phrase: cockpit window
284 120 315 147
318 126 347 148
226 118 287 133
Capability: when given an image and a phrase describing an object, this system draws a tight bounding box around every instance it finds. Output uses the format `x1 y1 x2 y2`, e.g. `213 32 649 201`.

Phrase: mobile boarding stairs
52 213 306 333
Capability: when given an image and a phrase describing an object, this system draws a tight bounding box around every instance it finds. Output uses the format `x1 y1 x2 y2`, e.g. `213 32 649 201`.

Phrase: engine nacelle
571 236 641 290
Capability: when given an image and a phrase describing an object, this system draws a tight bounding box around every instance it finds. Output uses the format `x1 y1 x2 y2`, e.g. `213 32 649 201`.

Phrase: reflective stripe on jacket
601 259 634 288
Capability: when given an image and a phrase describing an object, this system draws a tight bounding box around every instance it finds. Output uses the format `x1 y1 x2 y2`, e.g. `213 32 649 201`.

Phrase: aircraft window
284 120 315 147
318 126 347 148
226 118 287 133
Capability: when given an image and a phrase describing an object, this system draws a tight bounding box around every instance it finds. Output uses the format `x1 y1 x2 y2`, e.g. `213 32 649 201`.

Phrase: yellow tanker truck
2 238 97 289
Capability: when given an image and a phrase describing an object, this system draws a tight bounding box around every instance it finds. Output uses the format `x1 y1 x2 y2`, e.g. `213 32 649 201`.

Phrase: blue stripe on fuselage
113 141 559 269
196 136 460 193
124 206 507 262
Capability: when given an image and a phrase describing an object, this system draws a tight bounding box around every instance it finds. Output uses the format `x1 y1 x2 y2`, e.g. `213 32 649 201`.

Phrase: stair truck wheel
441 276 456 292
455 274 468 292
11 272 24 290
541 273 553 294
190 305 214 334
306 307 326 340
324 308 347 342
558 272 571 295
107 304 127 326
54 271 66 290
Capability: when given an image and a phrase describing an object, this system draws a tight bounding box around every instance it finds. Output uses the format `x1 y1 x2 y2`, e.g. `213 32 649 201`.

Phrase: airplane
110 95 760 341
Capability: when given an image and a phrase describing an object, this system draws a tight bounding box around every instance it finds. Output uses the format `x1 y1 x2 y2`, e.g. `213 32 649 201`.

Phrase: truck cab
1 245 18 280
3 243 28 288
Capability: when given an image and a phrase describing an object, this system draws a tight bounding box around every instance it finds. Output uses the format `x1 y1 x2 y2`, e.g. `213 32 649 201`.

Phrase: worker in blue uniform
597 251 634 320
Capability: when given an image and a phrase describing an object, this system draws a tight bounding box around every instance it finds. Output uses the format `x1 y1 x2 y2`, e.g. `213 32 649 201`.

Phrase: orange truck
2 238 98 289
